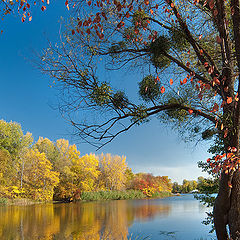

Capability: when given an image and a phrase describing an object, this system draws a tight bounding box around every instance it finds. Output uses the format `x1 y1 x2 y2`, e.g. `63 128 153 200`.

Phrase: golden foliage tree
99 153 127 190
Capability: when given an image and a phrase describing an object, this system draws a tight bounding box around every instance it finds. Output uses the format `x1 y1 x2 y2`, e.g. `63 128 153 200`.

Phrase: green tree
172 182 182 193
40 0 240 238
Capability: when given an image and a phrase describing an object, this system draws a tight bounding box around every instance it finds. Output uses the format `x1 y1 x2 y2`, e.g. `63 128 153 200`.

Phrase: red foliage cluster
207 147 240 181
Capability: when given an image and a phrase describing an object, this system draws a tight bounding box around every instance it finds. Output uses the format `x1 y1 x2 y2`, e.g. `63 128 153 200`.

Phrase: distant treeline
0 119 172 202
172 177 217 194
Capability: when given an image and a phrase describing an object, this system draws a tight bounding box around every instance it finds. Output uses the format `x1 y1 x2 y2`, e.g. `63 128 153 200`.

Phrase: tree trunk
214 172 231 240
214 167 240 240
228 171 240 239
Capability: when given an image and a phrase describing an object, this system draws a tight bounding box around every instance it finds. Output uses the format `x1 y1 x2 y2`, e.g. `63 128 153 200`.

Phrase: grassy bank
80 190 145 201
0 197 44 206
80 190 172 201
0 191 173 205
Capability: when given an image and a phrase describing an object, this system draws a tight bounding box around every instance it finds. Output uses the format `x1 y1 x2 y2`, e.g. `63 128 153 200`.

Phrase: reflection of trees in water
132 203 170 221
0 200 171 239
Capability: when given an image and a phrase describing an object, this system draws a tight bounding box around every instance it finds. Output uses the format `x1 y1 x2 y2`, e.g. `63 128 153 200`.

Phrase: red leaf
88 1 91 6
212 103 219 112
216 35 222 44
232 147 237 152
161 86 165 93
227 97 232 104
41 5 46 11
170 78 173 85
188 109 193 114
224 128 228 138
209 0 215 9
72 29 75 35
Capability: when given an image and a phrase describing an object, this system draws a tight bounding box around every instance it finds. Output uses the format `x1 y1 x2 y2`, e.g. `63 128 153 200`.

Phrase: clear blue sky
0 2 211 183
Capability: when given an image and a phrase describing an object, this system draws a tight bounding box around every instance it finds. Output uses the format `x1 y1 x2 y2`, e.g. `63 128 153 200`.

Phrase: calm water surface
0 194 215 240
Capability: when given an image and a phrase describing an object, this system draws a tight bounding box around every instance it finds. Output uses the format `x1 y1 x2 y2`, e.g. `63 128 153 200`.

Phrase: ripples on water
0 194 215 239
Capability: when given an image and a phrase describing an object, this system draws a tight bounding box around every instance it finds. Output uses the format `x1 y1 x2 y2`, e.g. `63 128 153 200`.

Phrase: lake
0 194 215 239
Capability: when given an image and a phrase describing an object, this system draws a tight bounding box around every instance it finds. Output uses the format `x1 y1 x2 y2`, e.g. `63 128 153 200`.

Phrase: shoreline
0 190 173 206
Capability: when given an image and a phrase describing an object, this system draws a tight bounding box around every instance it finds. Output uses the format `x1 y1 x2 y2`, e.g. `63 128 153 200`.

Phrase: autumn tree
99 153 127 190
0 0 50 23
21 149 59 201
40 0 240 238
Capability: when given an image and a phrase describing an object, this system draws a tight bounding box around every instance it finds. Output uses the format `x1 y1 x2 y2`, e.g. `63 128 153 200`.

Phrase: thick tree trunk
228 171 240 239
214 172 231 240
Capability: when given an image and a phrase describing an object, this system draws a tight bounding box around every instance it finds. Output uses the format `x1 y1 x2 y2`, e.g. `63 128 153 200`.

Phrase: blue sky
0 1 211 183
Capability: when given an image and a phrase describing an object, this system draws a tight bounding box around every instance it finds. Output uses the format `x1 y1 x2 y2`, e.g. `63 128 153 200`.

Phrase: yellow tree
99 153 127 190
71 153 100 192
22 149 59 201
0 149 12 197
34 137 59 168
54 143 81 200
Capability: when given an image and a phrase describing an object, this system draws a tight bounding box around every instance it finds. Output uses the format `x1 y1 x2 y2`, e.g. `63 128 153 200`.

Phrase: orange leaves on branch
213 77 220 86
41 5 46 11
227 97 232 104
208 65 214 75
188 109 193 114
170 79 173 85
144 0 149 5
183 78 187 84
224 128 228 138
235 93 239 101
65 0 69 10
161 86 165 93
209 0 215 9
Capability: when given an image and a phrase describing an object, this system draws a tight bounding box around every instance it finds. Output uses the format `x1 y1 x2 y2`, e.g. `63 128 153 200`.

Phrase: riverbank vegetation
0 119 172 204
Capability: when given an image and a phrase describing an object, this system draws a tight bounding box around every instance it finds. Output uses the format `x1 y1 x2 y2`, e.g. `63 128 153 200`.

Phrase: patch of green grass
80 190 146 201
151 191 173 198
0 197 8 204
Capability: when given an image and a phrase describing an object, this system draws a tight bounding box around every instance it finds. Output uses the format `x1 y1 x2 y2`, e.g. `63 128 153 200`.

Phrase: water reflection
0 195 213 240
